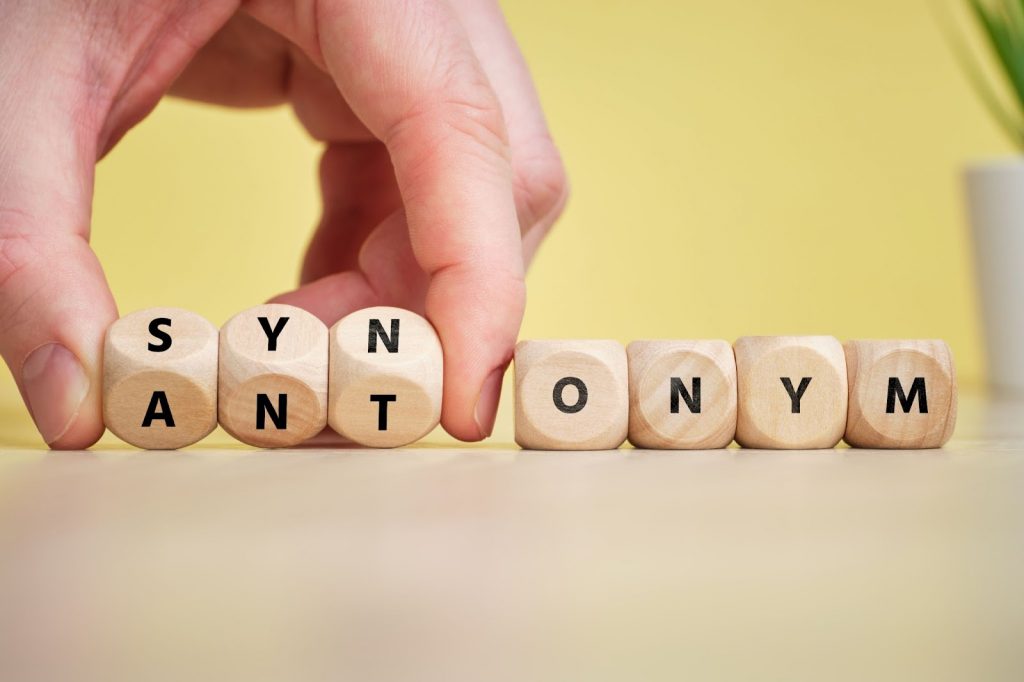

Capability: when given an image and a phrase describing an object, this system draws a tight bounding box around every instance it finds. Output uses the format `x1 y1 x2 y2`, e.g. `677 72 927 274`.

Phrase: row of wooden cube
102 305 957 450
104 304 443 450
518 337 956 450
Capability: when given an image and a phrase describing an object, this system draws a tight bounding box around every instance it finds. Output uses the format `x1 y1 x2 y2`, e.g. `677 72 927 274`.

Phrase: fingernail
22 344 90 446
473 367 505 439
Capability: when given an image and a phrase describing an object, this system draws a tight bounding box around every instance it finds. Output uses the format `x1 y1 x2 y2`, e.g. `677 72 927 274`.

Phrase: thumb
0 86 116 450
0 228 116 449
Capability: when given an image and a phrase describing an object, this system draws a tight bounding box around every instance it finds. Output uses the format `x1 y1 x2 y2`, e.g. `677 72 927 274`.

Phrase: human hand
0 0 567 448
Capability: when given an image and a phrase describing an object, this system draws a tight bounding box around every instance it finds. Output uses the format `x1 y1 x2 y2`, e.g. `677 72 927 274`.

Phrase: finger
300 142 401 283
0 232 116 449
1 1 236 447
170 13 375 142
447 0 569 264
270 269 378 325
271 208 428 323
273 142 404 326
315 0 526 441
94 2 241 156
0 111 116 449
287 48 374 143
169 12 292 107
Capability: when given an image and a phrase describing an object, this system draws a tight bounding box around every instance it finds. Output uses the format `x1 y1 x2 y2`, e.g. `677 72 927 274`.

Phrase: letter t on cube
328 306 443 447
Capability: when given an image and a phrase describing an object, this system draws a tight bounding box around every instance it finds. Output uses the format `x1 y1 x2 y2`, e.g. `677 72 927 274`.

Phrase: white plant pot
965 159 1024 394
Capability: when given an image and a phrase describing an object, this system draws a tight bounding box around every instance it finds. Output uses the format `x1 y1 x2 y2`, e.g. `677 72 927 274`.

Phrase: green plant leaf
936 0 1024 144
968 0 1024 109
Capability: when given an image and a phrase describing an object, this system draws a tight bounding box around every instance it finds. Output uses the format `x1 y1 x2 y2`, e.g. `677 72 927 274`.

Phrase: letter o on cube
514 340 628 450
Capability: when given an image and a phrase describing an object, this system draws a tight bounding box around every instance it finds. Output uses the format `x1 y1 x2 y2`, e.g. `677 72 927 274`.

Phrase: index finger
314 0 526 440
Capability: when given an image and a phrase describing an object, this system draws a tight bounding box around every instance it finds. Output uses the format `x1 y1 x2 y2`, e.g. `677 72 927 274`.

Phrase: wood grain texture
103 307 218 449
627 340 737 449
844 340 957 449
218 304 327 448
515 340 628 450
734 336 848 449
328 306 442 447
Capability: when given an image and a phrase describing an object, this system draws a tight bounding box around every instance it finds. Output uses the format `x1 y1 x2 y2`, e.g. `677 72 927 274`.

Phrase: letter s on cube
103 307 218 449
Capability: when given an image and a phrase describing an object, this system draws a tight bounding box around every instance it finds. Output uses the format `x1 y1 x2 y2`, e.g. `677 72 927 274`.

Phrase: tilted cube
219 304 328 447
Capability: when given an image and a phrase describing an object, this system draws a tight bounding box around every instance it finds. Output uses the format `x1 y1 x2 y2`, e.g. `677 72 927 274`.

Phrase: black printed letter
670 377 701 414
148 318 172 352
370 394 397 430
258 317 289 351
553 377 588 414
141 391 175 427
886 377 928 414
368 319 400 353
780 377 812 413
256 394 287 429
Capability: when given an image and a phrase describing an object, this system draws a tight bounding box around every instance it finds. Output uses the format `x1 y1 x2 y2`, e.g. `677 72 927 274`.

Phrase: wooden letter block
627 340 736 449
515 340 628 450
734 336 848 449
103 307 218 449
219 304 328 447
328 306 443 447
844 340 957 448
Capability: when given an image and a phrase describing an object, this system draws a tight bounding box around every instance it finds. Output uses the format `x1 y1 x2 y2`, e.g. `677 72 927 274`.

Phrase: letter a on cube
103 307 218 449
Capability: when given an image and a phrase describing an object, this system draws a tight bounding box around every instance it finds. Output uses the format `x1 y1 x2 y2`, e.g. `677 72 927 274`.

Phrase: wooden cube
844 340 957 449
627 340 736 449
219 304 328 448
328 306 443 447
734 336 848 449
103 307 218 449
514 340 628 450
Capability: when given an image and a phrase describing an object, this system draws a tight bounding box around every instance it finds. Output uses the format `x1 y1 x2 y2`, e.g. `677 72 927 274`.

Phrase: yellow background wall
0 0 1009 444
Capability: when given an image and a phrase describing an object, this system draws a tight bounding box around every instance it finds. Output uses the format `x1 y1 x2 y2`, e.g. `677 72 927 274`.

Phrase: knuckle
513 138 569 229
0 220 50 334
0 212 43 290
439 90 509 156
387 77 511 173
483 266 527 327
440 261 526 322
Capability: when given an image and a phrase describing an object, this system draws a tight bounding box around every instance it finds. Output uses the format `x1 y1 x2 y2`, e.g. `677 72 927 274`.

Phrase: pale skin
0 0 568 448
